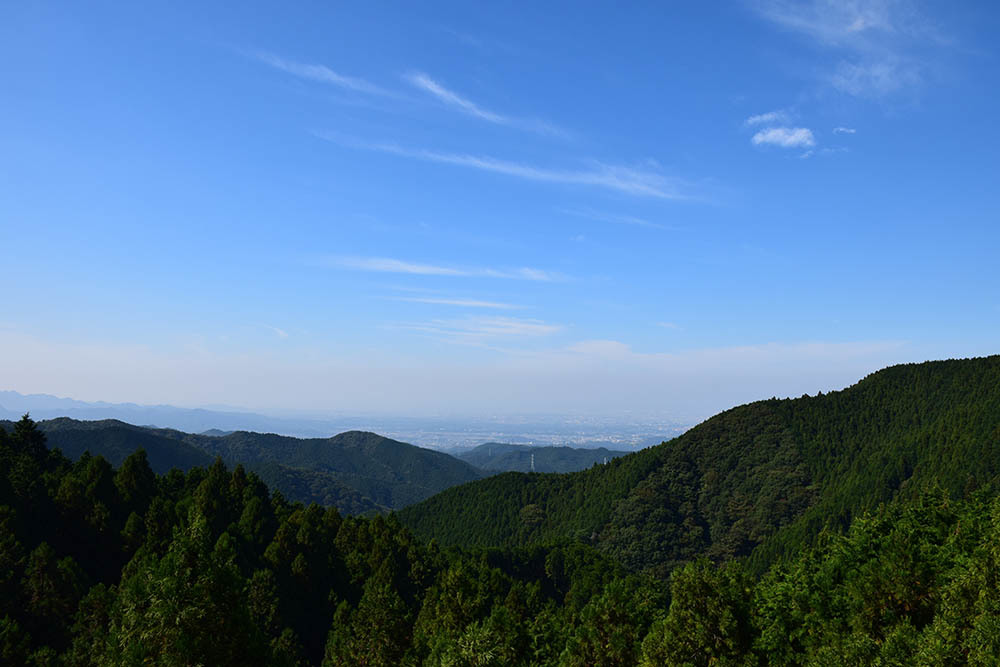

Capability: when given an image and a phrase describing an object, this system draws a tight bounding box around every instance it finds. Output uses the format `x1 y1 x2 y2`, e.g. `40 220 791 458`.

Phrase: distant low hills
0 390 351 437
457 442 629 473
400 356 1000 577
1 418 483 514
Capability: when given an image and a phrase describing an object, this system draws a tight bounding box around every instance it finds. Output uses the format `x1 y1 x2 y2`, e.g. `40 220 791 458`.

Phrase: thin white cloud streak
831 57 919 96
392 296 521 309
396 316 562 347
334 256 560 282
745 110 790 126
558 207 675 231
755 0 899 46
255 52 390 96
316 133 687 199
338 257 465 277
657 322 681 330
405 71 567 137
406 72 507 123
265 326 289 339
753 1 936 97
752 127 816 148
833 126 857 134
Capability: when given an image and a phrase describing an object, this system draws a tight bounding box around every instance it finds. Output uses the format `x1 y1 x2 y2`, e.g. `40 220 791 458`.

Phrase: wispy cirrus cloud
263 325 289 339
405 71 566 137
333 256 561 282
557 207 675 231
752 127 816 148
391 296 521 309
316 133 687 199
752 0 940 97
398 315 562 346
745 110 791 126
833 126 857 134
254 52 390 96
406 72 506 123
831 57 920 96
755 0 900 45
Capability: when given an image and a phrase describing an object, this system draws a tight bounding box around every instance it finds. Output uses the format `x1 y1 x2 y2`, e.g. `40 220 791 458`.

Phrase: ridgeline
400 356 1000 576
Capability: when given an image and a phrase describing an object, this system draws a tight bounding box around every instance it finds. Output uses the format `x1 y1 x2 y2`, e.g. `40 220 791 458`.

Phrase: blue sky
2 1 998 419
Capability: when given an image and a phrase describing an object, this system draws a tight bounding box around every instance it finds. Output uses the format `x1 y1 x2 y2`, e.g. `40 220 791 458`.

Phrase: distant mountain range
0 390 683 451
0 389 682 517
457 442 629 473
0 390 351 438
1 417 484 514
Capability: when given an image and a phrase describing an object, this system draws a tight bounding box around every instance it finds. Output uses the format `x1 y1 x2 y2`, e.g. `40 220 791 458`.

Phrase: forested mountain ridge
189 429 484 509
400 356 1000 576
30 417 215 472
7 403 1000 663
6 418 483 514
458 442 629 473
0 415 661 665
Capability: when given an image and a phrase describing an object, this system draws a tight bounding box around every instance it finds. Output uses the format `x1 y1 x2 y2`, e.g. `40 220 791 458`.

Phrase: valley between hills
3 355 1000 664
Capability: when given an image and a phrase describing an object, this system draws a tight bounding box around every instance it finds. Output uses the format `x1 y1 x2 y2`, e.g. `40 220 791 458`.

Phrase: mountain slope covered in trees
189 429 483 509
0 415 661 665
6 400 1000 664
12 418 483 514
401 356 1000 576
458 442 629 473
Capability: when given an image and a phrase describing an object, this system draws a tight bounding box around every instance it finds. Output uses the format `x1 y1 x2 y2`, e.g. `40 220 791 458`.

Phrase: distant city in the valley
368 414 691 452
0 390 691 452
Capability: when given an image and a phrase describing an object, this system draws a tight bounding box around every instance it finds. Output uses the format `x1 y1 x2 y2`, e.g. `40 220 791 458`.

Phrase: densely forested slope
248 462 390 515
638 488 1000 666
6 412 1000 664
401 356 1000 576
16 419 385 513
0 415 664 665
458 442 629 473
18 417 214 472
17 418 482 513
188 429 484 509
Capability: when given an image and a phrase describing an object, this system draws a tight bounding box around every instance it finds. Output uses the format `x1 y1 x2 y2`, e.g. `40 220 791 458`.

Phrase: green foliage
103 511 270 665
560 576 666 667
20 418 484 514
402 356 1000 581
640 560 753 667
459 442 629 474
5 358 1000 664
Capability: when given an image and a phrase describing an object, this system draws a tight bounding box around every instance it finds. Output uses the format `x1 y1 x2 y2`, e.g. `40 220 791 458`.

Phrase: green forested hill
28 417 215 472
458 442 629 473
189 429 483 509
14 419 481 514
400 356 1000 576
6 402 1000 664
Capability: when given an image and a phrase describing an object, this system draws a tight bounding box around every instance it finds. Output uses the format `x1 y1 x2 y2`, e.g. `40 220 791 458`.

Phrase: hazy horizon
2 347 988 424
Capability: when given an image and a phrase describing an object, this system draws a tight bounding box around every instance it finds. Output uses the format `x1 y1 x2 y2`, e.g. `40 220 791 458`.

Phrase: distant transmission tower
530 453 535 472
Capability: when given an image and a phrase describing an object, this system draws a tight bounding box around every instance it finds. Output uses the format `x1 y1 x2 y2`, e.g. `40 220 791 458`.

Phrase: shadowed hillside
5 419 483 514
458 442 629 473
